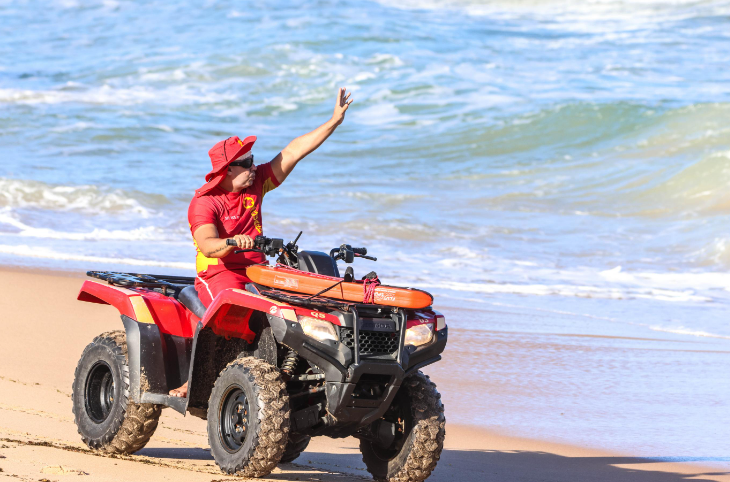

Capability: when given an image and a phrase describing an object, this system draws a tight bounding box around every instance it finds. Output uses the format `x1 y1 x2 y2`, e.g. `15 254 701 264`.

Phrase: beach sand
0 267 727 482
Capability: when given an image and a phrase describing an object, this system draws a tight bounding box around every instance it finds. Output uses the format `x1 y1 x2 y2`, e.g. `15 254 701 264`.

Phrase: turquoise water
1 0 729 459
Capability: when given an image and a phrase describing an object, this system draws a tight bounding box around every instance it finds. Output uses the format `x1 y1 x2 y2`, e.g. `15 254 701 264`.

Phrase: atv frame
73 240 447 480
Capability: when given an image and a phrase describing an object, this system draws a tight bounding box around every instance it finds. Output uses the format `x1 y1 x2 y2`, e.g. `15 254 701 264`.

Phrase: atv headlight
405 323 434 347
297 316 337 343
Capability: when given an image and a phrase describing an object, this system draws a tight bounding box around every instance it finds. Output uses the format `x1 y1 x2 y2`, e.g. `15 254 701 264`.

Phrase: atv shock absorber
281 349 299 376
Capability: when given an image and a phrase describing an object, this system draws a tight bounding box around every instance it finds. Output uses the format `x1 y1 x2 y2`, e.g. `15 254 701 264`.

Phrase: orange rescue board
246 265 433 309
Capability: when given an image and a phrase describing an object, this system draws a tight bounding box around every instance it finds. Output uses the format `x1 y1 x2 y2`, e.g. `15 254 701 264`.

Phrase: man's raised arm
270 87 353 184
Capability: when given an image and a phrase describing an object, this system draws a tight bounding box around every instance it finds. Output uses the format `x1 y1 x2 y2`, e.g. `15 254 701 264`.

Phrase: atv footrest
140 392 187 415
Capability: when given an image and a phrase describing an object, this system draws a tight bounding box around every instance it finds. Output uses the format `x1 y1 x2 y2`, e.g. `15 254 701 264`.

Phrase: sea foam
0 244 194 270
0 178 158 217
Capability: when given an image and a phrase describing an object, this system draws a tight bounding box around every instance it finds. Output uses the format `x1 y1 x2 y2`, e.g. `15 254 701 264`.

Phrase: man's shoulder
254 161 280 195
189 190 222 212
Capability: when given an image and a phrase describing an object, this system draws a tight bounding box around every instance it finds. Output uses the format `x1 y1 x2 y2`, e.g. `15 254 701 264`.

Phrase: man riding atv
170 88 353 398
73 85 446 482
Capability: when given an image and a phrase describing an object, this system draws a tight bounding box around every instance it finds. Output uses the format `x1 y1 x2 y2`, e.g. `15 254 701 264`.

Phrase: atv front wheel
71 330 162 454
359 371 445 482
207 357 290 477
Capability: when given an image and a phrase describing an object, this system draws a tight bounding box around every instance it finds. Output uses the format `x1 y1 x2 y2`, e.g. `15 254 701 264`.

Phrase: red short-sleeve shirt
188 161 281 279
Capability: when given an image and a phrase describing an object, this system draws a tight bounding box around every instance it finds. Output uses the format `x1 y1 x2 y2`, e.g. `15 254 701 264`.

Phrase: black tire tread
360 371 446 482
210 357 290 477
72 330 162 454
279 433 311 463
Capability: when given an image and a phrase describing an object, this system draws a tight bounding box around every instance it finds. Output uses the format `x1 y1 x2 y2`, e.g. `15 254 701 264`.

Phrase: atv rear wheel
280 433 311 463
359 371 445 482
71 330 162 454
207 357 290 477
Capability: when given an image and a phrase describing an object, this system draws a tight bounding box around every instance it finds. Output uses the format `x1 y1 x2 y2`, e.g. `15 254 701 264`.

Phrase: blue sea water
1 0 729 461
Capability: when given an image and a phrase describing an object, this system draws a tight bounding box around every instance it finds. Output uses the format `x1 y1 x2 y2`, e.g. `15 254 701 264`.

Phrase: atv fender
77 280 154 322
78 280 199 336
197 288 298 342
78 281 195 413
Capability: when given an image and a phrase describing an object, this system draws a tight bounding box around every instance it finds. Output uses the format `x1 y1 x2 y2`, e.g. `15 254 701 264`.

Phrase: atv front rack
254 284 356 311
87 271 195 295
87 271 393 313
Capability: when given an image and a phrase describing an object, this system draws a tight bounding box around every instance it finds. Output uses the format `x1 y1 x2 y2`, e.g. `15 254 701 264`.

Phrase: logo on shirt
244 197 255 210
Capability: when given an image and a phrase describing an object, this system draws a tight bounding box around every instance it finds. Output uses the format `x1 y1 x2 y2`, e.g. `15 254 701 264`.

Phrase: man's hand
232 234 254 250
271 88 354 184
332 87 353 126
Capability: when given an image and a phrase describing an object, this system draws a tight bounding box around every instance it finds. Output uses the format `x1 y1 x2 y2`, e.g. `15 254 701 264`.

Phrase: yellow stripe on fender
280 308 297 322
230 288 287 306
129 296 155 324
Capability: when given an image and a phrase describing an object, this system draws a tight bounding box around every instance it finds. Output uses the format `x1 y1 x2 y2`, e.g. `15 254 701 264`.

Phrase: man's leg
169 270 251 398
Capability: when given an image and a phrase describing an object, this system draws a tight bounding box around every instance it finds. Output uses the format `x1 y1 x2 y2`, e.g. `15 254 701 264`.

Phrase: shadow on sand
136 446 213 461
137 447 730 481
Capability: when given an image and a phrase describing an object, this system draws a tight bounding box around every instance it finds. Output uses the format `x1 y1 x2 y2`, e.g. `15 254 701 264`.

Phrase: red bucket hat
196 135 257 196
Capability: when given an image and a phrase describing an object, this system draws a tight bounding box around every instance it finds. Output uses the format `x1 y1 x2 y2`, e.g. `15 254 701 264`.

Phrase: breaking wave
0 178 163 217
649 325 730 339
0 84 236 106
0 244 194 270
375 0 730 28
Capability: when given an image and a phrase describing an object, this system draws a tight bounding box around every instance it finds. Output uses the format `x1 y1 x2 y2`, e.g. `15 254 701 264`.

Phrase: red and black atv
72 233 447 481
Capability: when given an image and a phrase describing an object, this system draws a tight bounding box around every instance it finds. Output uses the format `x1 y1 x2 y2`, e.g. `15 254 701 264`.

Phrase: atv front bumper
266 311 447 429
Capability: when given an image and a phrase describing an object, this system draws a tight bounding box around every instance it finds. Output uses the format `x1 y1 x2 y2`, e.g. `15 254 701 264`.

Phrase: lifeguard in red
186 89 353 311
188 157 280 307
171 88 353 398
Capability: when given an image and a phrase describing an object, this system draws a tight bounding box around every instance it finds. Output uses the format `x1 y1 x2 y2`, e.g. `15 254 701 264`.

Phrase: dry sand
0 267 727 482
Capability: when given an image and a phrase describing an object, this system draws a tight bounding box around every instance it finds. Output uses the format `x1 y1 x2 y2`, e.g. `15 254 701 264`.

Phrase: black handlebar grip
352 247 367 255
226 238 238 246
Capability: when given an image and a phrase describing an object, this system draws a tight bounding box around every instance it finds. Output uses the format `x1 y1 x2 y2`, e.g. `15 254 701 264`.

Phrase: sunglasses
229 155 254 169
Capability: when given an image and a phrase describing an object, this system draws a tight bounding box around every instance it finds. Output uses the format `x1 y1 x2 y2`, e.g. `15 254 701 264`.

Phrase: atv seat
177 285 207 319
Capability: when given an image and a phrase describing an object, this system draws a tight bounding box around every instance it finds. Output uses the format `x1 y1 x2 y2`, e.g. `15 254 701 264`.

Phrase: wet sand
0 267 727 481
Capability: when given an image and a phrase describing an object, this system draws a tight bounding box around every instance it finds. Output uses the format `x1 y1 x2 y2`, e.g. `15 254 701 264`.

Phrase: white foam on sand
649 325 730 340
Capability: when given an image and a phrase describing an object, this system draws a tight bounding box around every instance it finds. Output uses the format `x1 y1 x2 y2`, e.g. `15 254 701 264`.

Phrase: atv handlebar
227 233 375 263
231 235 284 257
330 244 377 263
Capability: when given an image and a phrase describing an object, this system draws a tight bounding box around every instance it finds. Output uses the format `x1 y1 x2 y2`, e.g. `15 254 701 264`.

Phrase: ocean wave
351 103 410 126
0 212 167 241
415 279 711 302
691 237 730 268
0 83 235 106
373 0 730 28
451 102 730 218
0 244 194 270
401 255 729 303
0 178 161 217
649 325 730 340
